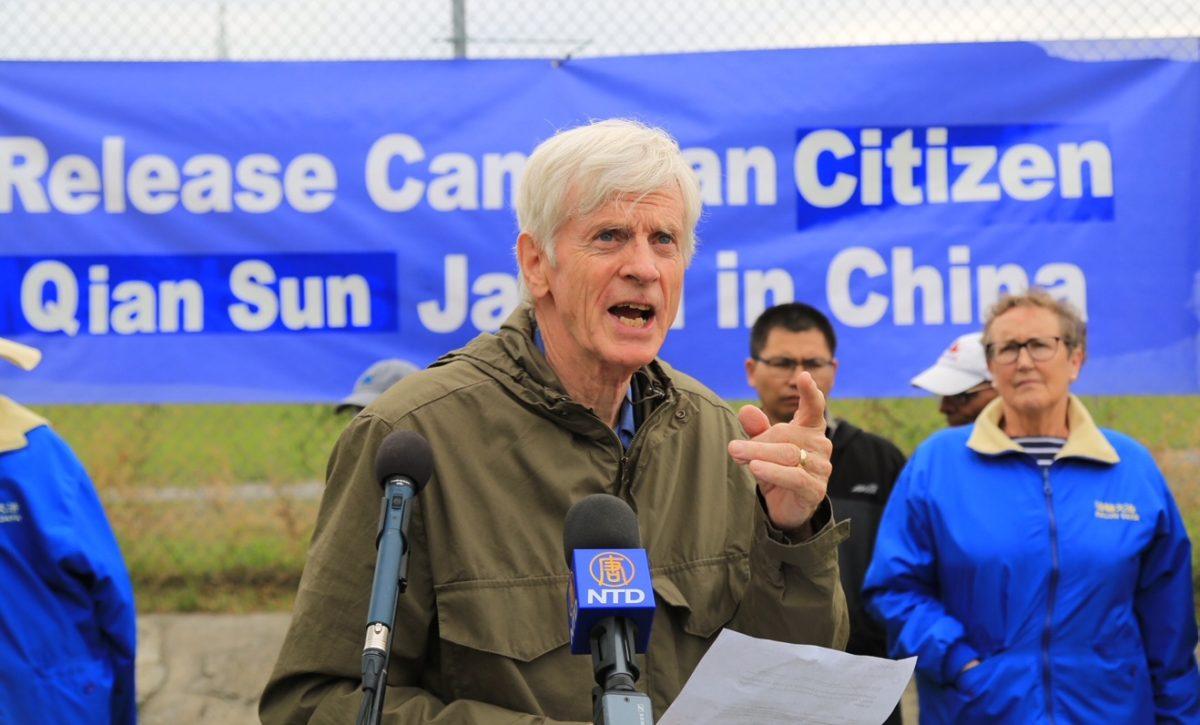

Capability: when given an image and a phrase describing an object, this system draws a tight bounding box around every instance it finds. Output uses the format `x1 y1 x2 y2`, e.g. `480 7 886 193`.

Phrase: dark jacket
261 306 849 724
826 419 906 659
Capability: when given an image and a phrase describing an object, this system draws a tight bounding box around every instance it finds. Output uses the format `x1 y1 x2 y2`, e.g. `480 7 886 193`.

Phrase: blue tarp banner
2 41 1198 403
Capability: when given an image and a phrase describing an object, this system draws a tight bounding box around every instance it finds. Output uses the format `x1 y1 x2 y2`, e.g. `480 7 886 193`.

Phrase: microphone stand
356 478 416 725
590 617 655 725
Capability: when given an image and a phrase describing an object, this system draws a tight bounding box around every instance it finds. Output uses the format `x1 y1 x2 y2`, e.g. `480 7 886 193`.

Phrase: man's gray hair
514 119 702 298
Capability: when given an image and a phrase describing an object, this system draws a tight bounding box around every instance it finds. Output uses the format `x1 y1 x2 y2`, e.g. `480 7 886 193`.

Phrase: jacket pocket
436 577 570 661
652 554 748 638
1092 614 1143 661
433 577 592 717
952 652 1035 721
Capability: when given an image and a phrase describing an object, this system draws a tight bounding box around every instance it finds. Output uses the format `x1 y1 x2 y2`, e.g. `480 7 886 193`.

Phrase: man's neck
536 317 634 429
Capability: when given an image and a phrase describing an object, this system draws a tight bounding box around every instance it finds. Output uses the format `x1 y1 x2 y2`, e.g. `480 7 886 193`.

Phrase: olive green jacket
261 306 849 724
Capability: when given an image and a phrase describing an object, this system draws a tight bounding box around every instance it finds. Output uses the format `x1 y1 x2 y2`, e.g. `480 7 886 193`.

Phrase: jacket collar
0 396 48 454
967 394 1120 465
432 304 675 437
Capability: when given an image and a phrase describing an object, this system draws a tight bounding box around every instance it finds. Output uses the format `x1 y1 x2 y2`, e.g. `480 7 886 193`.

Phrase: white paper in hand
659 629 915 725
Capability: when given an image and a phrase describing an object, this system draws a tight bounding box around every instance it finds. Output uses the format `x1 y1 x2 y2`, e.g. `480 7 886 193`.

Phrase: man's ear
517 232 551 299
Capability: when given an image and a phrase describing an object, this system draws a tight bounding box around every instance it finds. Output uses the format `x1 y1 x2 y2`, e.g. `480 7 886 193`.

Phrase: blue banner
1 41 1198 403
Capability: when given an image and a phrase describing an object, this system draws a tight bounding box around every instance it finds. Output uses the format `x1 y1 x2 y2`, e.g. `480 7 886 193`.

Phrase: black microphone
563 494 656 725
357 430 433 725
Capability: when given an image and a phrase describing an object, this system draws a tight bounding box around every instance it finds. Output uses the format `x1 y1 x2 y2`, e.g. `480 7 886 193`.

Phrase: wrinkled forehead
569 185 687 229
989 305 1064 342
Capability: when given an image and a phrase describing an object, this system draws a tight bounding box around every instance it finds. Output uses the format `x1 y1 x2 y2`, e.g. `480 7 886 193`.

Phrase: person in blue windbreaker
864 290 1200 723
0 337 137 724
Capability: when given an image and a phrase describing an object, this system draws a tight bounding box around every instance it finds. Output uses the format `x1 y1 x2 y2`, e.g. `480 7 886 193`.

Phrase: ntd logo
793 125 1113 228
585 589 647 605
586 551 646 604
569 547 655 654
589 551 635 588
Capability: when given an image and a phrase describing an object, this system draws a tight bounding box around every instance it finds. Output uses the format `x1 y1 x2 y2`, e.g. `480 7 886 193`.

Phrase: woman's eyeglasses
985 336 1066 365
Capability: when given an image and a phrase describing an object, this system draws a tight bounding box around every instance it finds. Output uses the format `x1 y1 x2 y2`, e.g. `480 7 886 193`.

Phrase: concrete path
137 613 291 724
136 613 1196 724
137 612 917 724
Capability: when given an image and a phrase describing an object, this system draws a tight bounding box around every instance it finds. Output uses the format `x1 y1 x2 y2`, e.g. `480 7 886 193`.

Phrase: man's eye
656 233 676 245
1029 339 1051 351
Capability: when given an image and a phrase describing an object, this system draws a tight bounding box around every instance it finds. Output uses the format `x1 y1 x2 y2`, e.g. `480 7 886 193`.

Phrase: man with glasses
911 331 998 426
745 302 906 724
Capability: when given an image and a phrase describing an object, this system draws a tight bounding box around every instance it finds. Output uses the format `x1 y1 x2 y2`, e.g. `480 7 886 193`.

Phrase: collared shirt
616 390 636 449
534 329 637 449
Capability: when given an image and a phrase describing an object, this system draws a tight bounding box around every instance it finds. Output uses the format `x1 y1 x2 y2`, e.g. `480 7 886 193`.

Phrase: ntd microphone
564 495 656 724
563 495 655 655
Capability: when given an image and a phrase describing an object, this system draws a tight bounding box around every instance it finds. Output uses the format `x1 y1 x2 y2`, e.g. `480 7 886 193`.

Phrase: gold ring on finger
798 447 809 469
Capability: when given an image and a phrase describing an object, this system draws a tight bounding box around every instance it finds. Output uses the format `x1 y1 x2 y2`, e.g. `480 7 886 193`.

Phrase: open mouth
609 302 655 329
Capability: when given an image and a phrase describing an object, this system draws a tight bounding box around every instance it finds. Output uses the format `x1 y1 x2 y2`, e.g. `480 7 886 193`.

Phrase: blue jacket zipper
1041 465 1059 724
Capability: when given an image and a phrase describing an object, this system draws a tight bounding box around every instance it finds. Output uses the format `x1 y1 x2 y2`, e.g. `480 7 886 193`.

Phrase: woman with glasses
864 290 1199 723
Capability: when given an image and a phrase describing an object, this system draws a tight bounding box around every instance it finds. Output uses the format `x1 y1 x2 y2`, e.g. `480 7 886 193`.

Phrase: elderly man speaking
261 119 848 723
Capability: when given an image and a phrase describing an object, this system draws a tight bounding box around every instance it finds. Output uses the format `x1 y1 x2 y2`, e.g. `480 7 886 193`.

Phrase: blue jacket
864 396 1200 723
0 397 137 724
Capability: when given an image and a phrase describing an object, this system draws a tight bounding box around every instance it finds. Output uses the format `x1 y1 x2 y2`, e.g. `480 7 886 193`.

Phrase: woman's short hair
982 289 1088 356
514 119 702 297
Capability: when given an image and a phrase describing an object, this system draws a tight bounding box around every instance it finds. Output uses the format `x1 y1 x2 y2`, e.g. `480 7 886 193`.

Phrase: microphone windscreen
562 494 642 565
374 430 434 492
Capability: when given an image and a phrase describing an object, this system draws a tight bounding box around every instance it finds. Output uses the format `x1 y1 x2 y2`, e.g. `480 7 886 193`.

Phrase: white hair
514 119 702 299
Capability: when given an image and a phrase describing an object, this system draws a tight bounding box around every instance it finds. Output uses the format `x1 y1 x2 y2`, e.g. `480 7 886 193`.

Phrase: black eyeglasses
985 336 1068 365
943 384 993 406
752 356 835 374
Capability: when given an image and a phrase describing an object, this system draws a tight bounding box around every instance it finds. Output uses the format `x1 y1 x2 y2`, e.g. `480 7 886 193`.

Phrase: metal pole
450 0 467 58
216 0 229 60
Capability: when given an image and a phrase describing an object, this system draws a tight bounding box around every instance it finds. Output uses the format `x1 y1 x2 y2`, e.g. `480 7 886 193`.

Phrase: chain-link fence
29 395 1200 611
3 1 1200 611
3 0 1200 61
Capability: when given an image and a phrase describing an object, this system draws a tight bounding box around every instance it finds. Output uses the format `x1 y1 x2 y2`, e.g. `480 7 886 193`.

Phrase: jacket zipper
1041 465 1059 724
616 393 673 493
611 389 671 701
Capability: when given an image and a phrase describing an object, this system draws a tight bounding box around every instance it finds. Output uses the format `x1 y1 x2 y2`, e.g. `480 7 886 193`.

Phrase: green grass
25 397 1200 613
37 403 350 488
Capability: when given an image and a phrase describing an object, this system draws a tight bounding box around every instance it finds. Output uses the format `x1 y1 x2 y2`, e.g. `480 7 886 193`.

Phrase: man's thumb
738 403 771 438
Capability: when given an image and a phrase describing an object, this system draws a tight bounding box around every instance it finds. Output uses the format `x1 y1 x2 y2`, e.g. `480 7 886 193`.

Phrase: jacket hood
0 396 48 454
429 304 676 438
967 394 1119 464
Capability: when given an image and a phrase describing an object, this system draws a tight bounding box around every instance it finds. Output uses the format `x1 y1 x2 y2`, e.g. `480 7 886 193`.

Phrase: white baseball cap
910 332 991 396
0 337 41 372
